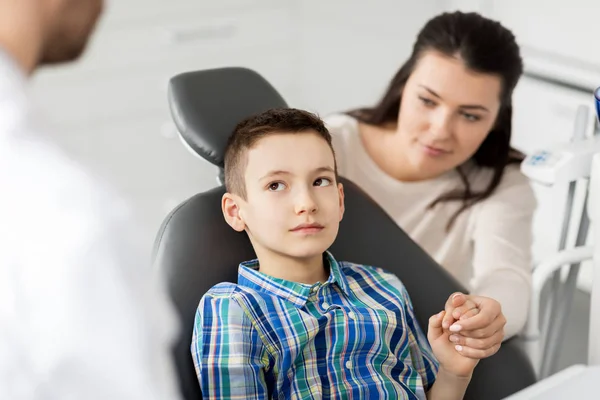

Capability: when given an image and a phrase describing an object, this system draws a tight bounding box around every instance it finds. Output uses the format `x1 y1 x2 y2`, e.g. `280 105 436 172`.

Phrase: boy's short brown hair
224 108 337 198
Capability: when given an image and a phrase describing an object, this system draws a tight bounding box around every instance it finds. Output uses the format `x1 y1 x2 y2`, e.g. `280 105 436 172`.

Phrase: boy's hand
428 310 479 378
443 293 505 359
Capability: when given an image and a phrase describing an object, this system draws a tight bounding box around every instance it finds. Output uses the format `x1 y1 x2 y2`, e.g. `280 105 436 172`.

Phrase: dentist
0 1 181 398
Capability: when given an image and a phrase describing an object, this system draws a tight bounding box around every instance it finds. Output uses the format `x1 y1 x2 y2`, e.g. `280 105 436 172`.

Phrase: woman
326 11 536 341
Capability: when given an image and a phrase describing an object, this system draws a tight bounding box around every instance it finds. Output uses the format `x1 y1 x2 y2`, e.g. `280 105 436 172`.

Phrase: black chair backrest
154 67 536 400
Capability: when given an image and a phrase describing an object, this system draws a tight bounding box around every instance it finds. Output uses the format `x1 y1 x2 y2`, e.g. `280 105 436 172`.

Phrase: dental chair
152 67 537 400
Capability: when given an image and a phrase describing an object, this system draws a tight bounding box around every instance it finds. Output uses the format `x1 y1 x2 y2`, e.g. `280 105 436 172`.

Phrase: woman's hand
442 293 506 359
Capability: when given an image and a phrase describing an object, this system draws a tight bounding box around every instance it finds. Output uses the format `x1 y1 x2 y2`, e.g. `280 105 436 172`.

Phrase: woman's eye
314 177 332 187
268 182 286 191
419 96 436 107
462 112 481 122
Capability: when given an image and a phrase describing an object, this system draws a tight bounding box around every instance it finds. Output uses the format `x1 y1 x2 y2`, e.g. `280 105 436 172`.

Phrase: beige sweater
326 114 537 338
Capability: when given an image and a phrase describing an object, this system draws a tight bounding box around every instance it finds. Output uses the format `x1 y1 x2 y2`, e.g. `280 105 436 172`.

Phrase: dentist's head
0 0 104 75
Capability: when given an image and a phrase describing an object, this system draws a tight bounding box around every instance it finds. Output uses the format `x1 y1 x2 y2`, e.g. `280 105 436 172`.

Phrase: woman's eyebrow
418 84 490 112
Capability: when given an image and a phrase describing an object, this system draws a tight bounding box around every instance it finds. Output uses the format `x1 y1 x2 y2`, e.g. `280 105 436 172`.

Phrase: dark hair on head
224 108 337 198
348 11 524 229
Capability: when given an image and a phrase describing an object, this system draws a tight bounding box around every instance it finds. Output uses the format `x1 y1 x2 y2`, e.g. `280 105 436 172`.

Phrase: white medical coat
0 49 182 399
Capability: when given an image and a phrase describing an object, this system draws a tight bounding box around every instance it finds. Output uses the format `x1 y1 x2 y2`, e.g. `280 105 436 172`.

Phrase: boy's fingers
443 292 465 328
428 311 445 340
442 311 455 330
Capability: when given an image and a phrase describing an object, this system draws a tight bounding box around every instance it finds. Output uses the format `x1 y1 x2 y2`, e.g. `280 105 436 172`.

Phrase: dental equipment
520 91 600 378
505 123 600 400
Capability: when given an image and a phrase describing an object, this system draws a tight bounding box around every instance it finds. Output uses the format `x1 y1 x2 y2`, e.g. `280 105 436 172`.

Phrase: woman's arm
470 168 537 338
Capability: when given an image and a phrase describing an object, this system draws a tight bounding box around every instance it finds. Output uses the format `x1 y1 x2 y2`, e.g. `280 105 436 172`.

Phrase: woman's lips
421 143 450 157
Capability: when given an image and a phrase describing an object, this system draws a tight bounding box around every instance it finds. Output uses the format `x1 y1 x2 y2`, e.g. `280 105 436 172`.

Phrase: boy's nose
294 191 318 214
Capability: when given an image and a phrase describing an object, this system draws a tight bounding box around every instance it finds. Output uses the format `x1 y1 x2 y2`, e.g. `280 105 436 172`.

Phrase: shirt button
322 303 329 309
348 312 356 320
345 360 353 369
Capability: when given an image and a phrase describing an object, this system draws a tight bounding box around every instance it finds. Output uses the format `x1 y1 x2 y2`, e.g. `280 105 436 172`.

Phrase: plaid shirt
192 252 438 399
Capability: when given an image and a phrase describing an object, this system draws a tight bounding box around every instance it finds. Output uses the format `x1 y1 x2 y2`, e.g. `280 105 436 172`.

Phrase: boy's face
222 131 344 262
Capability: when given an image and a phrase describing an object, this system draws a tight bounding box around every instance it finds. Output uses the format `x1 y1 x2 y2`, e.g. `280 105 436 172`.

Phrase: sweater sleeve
470 167 537 339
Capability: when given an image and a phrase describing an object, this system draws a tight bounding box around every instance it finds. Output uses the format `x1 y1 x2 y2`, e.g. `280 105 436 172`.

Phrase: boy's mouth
290 222 324 234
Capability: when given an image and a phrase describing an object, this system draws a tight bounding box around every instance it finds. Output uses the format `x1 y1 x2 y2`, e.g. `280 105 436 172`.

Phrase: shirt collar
237 251 351 307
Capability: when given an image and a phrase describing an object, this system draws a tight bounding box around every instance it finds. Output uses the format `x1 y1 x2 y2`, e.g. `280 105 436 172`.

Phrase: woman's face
396 51 503 180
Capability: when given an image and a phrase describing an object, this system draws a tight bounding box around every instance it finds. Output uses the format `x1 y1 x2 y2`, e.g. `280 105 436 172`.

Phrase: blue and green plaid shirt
192 252 438 399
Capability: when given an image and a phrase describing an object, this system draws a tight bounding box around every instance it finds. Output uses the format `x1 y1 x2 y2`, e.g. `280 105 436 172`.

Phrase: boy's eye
268 182 286 191
314 177 332 187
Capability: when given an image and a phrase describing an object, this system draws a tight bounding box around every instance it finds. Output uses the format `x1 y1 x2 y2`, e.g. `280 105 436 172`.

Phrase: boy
192 108 501 399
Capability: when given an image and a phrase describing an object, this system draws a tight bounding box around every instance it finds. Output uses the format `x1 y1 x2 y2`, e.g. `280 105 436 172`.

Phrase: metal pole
540 190 590 377
539 181 577 359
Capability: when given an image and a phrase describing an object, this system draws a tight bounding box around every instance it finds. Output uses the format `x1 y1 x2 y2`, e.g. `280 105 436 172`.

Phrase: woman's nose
429 110 453 140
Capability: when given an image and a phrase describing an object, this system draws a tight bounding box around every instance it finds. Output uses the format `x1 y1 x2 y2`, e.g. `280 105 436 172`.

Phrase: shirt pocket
348 307 408 356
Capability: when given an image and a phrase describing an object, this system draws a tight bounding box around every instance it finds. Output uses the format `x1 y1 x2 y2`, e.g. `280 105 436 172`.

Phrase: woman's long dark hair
348 11 524 229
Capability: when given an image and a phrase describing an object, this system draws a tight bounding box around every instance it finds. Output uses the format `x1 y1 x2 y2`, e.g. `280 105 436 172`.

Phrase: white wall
292 0 443 115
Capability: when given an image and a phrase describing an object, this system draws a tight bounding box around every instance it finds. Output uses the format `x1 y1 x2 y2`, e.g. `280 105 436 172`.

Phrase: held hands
427 293 506 378
442 293 506 358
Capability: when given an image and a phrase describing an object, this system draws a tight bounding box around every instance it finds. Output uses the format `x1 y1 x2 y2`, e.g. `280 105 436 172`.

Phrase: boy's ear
222 192 246 232
337 182 345 221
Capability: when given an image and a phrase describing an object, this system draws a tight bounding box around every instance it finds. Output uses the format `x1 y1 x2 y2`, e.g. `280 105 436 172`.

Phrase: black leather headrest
167 67 288 168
